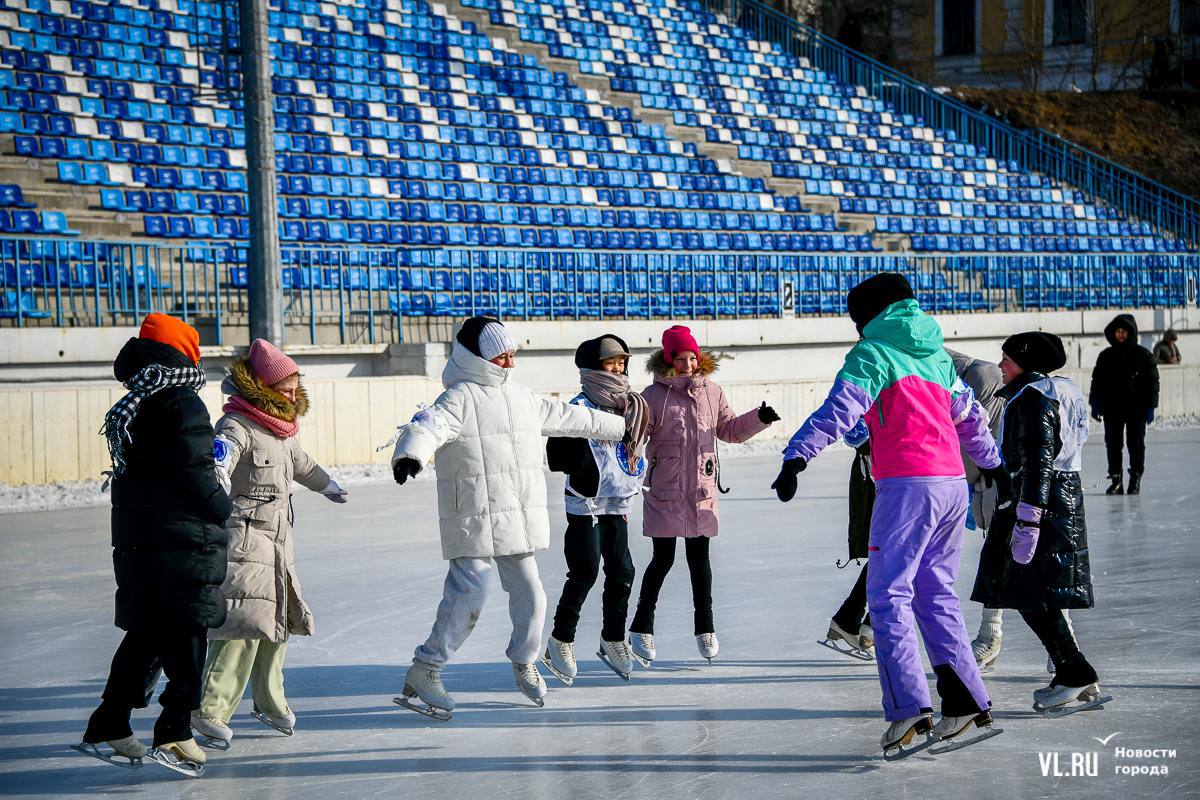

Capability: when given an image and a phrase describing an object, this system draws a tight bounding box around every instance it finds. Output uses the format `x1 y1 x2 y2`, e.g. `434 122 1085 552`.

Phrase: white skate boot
540 636 577 686
971 635 1002 673
929 711 1003 754
148 737 206 777
629 632 655 668
1034 682 1113 718
597 639 634 680
858 622 875 653
696 632 719 663
881 713 934 761
819 619 874 661
190 712 233 750
72 734 149 770
394 662 454 722
512 661 547 707
251 706 295 736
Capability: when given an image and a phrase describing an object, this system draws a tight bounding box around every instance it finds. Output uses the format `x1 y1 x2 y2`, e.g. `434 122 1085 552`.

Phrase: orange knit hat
138 313 201 364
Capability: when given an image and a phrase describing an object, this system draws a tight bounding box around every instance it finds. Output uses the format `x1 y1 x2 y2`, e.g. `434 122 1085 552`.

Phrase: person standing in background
1152 330 1181 365
1089 315 1159 495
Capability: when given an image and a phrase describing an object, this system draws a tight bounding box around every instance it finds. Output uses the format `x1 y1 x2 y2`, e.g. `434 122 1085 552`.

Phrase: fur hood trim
646 348 720 378
223 356 309 420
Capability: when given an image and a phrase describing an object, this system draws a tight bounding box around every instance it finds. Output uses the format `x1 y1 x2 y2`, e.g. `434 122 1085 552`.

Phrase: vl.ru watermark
1039 734 1178 778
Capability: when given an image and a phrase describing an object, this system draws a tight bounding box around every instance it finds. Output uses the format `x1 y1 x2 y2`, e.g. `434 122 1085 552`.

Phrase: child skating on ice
628 325 779 665
544 335 649 683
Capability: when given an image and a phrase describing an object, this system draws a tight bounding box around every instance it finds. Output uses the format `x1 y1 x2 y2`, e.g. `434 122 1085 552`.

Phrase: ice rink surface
1 429 1197 800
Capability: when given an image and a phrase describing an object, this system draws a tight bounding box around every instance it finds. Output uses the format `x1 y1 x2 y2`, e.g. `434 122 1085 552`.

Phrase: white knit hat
477 322 517 361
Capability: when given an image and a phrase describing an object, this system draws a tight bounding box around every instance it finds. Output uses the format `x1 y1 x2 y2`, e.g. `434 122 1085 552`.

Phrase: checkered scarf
102 362 207 477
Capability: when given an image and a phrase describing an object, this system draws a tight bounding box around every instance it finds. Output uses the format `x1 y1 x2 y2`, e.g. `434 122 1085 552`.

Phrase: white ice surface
0 430 1197 799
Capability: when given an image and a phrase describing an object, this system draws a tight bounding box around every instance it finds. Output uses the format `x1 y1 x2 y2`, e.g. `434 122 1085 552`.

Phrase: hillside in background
952 89 1200 199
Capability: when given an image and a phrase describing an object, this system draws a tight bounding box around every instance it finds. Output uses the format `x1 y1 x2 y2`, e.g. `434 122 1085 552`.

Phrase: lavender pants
867 477 991 721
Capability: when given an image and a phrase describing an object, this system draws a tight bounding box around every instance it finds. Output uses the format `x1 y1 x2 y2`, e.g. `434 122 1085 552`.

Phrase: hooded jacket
108 338 232 633
209 357 330 642
785 300 1000 478
640 349 770 538
947 348 1006 483
391 342 625 560
1089 314 1160 415
971 371 1093 611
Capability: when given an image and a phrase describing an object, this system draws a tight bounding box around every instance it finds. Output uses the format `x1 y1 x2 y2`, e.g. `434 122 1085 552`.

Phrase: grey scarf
580 369 649 459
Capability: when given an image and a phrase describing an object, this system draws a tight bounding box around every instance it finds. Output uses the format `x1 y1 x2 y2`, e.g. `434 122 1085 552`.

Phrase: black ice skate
881 714 934 761
929 711 1003 755
1034 683 1113 718
1105 475 1124 495
71 736 147 770
1127 470 1142 495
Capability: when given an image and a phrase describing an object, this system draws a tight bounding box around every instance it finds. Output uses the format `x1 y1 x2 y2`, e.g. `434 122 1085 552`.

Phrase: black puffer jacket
971 373 1093 611
846 442 873 560
1089 314 1159 416
109 338 232 632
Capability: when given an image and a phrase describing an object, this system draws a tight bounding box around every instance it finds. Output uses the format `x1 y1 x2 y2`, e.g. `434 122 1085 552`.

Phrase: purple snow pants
866 477 990 721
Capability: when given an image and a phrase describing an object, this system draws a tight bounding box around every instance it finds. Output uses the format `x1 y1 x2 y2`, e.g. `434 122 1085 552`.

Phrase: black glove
757 401 781 424
771 458 807 502
980 465 1014 509
393 457 422 485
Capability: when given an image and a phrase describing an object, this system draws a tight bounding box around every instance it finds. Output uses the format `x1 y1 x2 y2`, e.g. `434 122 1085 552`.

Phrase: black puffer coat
971 373 1093 611
1089 314 1159 416
846 442 873 560
109 338 232 632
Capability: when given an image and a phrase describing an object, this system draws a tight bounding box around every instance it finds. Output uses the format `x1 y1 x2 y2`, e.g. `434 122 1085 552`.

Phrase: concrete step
838 213 878 234
22 188 100 212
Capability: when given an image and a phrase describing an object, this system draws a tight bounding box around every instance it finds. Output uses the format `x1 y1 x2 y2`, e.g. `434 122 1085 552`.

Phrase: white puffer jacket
392 343 626 560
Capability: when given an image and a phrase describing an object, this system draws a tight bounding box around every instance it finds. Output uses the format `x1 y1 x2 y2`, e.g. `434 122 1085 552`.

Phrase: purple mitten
1010 502 1043 565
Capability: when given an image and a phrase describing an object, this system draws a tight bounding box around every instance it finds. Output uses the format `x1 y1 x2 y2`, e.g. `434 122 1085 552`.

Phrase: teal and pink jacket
784 300 1000 478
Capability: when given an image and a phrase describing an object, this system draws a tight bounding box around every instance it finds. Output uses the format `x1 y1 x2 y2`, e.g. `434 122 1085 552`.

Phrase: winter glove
771 457 806 502
1091 406 1102 422
392 457 422 485
843 419 869 448
980 465 1014 511
1010 502 1043 565
321 478 348 504
757 402 781 424
1146 408 1155 424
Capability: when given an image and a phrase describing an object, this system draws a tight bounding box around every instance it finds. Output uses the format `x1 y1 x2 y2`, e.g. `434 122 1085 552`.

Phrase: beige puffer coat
209 360 330 642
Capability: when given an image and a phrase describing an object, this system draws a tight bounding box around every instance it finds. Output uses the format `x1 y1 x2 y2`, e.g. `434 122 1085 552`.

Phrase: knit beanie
661 325 700 364
456 316 516 361
138 312 201 365
575 335 632 372
247 338 300 387
846 273 915 334
1002 331 1067 374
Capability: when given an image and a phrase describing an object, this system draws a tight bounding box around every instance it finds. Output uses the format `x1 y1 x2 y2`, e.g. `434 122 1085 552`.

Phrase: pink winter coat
641 349 771 538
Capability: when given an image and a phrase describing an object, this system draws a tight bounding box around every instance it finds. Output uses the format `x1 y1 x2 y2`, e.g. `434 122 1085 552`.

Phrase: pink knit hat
661 325 701 364
246 339 299 387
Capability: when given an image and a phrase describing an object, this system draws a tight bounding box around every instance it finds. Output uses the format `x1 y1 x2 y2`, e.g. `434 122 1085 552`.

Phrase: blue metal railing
697 0 1200 247
2 238 1197 342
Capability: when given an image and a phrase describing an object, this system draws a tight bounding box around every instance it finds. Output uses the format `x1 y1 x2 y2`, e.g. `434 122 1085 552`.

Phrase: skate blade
596 650 632 682
539 654 575 687
631 652 653 669
393 695 452 722
817 638 875 662
147 748 204 778
929 725 1004 755
882 732 935 762
70 742 142 770
978 661 997 674
1036 694 1114 718
250 711 294 736
192 732 231 751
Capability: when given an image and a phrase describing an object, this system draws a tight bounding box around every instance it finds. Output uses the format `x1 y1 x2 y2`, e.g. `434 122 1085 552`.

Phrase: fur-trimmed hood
221 355 309 421
645 348 720 380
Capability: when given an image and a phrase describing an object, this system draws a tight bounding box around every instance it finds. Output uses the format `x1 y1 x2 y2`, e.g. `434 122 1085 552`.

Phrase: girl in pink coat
628 326 779 665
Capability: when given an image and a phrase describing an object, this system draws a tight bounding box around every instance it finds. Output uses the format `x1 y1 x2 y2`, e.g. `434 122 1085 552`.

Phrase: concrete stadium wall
1 307 1197 485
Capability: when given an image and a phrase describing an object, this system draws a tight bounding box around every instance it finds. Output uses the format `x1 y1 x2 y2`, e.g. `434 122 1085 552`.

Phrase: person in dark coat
821 421 874 659
1089 314 1159 495
78 313 231 772
1152 329 1181 365
971 332 1104 713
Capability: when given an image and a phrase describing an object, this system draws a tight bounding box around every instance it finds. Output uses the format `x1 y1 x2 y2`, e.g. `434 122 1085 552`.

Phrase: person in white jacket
390 317 628 719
